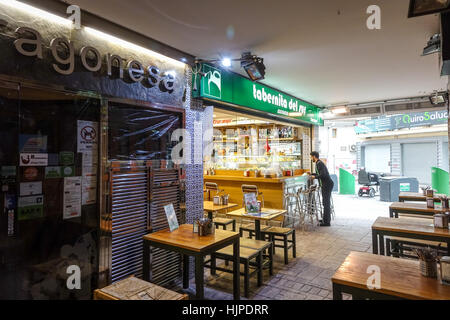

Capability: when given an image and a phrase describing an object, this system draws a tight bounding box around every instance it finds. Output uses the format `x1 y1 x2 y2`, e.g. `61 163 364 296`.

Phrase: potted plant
414 246 441 278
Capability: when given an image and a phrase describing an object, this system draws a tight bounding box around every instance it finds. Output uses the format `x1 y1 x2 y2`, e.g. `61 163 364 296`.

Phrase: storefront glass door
0 84 100 299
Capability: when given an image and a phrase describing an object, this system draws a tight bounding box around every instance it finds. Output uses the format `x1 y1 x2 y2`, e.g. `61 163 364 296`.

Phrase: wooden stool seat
239 223 270 238
261 227 296 264
240 238 273 276
263 227 294 235
93 276 188 300
206 245 262 298
214 217 236 231
216 245 259 259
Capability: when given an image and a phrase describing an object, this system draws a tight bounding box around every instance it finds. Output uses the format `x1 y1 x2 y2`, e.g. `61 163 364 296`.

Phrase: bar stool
204 182 235 231
283 186 303 228
239 185 267 237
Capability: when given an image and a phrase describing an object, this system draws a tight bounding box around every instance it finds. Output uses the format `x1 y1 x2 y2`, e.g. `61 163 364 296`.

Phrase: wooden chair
204 182 235 231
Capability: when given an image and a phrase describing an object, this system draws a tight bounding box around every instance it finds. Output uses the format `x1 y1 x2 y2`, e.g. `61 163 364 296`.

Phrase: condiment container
440 256 450 285
213 196 222 205
427 197 435 209
441 198 449 210
434 213 449 229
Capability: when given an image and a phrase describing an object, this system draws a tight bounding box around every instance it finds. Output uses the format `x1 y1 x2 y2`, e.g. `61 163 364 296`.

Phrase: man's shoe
319 222 331 227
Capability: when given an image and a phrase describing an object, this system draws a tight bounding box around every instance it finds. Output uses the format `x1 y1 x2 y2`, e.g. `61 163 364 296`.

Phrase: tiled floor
183 193 392 300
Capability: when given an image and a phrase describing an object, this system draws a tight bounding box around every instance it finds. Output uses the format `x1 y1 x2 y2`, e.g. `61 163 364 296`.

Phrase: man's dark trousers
321 181 334 225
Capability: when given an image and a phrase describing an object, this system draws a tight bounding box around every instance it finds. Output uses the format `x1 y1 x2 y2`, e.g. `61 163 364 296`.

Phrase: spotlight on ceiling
408 0 450 18
429 91 448 105
221 57 232 68
240 52 266 81
422 34 441 56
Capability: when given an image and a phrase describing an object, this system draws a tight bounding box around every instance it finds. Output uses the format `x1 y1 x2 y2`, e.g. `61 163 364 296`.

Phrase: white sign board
63 176 82 220
20 181 43 196
20 153 48 166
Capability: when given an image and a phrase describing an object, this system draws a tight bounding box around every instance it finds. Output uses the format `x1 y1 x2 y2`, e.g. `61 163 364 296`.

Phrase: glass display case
208 124 304 171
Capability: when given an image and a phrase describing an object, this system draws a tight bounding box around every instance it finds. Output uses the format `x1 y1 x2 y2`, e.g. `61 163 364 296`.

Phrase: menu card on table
164 203 179 232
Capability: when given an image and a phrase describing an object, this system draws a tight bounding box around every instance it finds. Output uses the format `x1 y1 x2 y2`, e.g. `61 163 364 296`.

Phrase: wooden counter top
204 174 307 184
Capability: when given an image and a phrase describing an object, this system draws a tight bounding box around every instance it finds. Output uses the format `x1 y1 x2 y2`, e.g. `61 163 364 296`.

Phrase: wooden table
143 224 240 300
226 208 286 240
372 217 450 256
203 201 238 219
399 192 444 203
332 251 450 300
389 202 445 218
94 276 188 300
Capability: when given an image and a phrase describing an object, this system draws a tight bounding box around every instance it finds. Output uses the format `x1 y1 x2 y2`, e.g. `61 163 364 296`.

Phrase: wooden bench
93 276 188 300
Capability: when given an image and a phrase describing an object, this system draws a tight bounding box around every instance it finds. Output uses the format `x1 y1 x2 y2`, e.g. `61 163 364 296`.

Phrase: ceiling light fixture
194 51 266 82
331 106 349 114
221 58 232 68
429 91 448 105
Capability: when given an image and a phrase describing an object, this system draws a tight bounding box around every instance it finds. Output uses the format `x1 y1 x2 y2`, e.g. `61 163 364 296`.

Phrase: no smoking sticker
77 120 98 152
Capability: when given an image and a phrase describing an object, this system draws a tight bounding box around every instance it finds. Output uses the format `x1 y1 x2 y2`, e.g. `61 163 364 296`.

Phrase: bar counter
204 170 309 210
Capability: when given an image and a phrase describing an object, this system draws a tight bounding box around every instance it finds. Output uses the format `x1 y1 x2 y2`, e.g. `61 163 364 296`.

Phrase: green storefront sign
194 64 323 125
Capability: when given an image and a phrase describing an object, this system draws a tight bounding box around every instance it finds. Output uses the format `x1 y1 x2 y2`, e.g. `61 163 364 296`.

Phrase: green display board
339 168 355 195
431 167 450 195
193 63 323 126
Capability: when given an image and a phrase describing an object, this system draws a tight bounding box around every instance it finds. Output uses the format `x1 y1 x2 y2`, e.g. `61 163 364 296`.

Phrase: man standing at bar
310 151 334 226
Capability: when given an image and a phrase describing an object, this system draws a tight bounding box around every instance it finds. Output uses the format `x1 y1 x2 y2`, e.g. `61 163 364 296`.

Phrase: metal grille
149 169 183 286
110 167 150 283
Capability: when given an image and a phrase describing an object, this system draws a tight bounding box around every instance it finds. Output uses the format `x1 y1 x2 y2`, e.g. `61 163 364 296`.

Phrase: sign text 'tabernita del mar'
194 64 323 125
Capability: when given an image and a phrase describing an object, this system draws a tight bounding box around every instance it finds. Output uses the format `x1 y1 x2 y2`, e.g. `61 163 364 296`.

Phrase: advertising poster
63 177 82 220
18 195 44 221
59 151 74 166
45 166 62 179
20 181 43 196
82 165 97 205
19 134 48 153
19 153 48 167
77 121 99 153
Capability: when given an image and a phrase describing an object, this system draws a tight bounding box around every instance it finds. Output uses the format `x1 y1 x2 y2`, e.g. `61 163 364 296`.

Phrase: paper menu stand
244 193 259 214
164 203 179 232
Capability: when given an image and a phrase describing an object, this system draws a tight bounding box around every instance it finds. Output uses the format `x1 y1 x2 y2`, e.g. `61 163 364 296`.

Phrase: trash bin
431 167 449 195
379 176 419 202
339 168 355 195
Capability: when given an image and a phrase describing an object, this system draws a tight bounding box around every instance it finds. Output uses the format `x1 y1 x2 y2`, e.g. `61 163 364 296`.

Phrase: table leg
208 212 213 220
183 255 189 289
143 240 150 281
332 282 343 300
211 253 217 275
389 208 394 218
372 230 378 255
195 255 204 300
378 233 385 256
233 239 240 300
255 220 262 241
256 251 263 287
